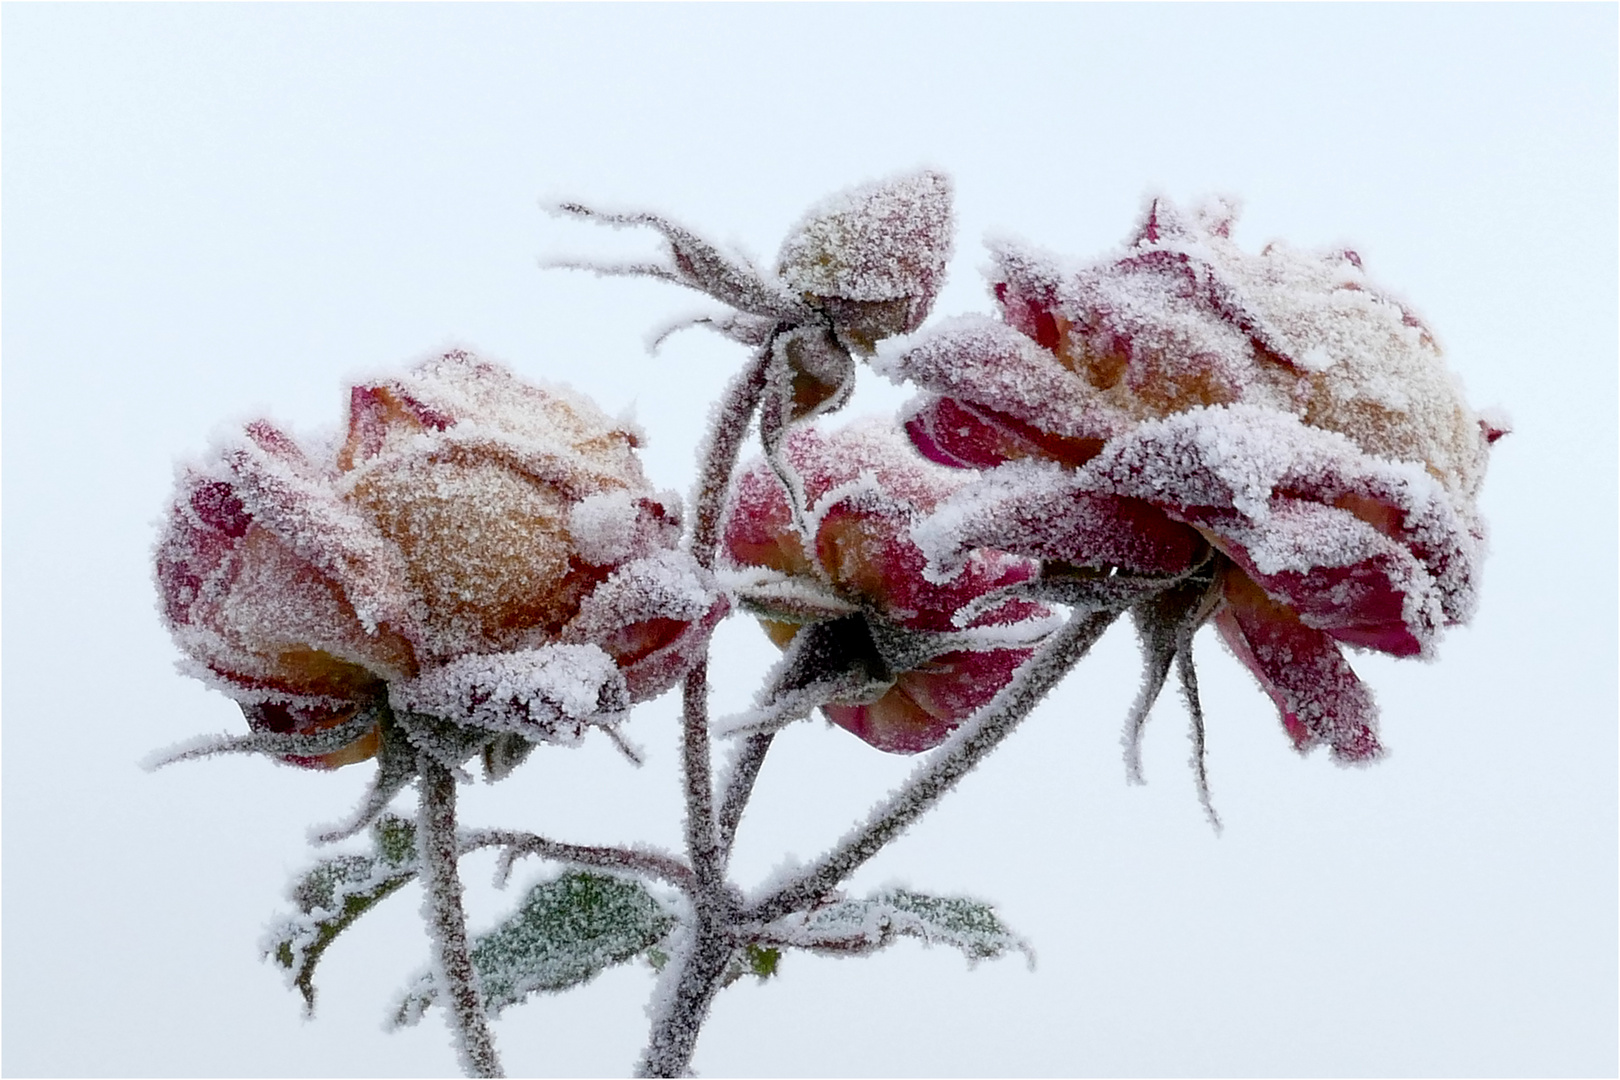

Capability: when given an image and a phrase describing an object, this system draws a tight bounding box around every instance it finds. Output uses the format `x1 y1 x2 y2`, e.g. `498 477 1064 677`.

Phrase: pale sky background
4 4 1616 1077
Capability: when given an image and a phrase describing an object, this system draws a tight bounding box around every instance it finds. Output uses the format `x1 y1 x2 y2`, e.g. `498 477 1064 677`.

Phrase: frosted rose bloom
722 423 1051 754
156 350 723 768
895 199 1504 762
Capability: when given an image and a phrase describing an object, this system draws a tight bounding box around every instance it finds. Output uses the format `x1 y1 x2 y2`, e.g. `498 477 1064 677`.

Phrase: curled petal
1203 501 1443 657
888 314 1124 460
825 647 1034 755
1080 404 1481 633
903 395 1108 471
565 551 728 701
1215 571 1383 764
156 448 417 730
568 489 684 568
811 500 1040 634
218 424 422 647
911 459 1207 583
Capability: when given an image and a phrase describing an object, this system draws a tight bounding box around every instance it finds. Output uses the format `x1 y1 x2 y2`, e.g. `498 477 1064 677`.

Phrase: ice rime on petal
157 430 420 696
1075 404 1479 648
722 421 1055 755
565 550 727 702
1212 504 1441 657
1216 573 1383 763
989 197 1494 506
569 489 683 567
334 350 670 663
221 423 420 640
890 315 1125 450
389 645 629 746
912 458 1206 582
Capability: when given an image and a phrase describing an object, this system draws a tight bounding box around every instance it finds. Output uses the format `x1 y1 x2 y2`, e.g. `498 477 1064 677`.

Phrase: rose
155 350 723 768
893 199 1504 762
721 422 1052 754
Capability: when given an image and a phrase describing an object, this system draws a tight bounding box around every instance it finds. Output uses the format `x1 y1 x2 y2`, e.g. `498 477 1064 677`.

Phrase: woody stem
417 757 504 1079
688 343 772 571
637 344 776 1077
637 661 737 1078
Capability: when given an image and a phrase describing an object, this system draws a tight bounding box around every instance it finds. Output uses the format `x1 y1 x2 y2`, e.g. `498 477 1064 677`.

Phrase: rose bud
555 172 954 440
721 422 1052 754
777 169 955 358
155 350 723 769
896 198 1503 766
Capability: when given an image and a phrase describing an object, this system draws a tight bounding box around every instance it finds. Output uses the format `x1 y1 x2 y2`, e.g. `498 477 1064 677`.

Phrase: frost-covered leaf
263 815 419 1014
392 871 676 1026
720 943 783 988
757 888 1033 967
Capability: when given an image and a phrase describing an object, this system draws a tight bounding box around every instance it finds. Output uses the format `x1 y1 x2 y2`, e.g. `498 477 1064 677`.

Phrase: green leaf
762 888 1033 966
481 732 535 782
744 943 782 978
392 871 676 1026
262 815 419 1014
719 943 783 987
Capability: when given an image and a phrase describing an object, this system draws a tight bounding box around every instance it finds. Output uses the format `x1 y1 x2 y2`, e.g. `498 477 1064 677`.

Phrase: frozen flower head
903 196 1503 490
896 199 1505 769
155 350 723 770
721 422 1052 754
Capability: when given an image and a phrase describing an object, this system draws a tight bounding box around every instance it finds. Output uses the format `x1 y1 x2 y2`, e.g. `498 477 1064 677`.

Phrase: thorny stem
716 732 775 860
677 663 725 892
416 758 504 1078
689 344 772 570
743 607 1121 926
638 608 1122 1078
459 830 696 892
637 662 736 1078
637 345 777 1078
